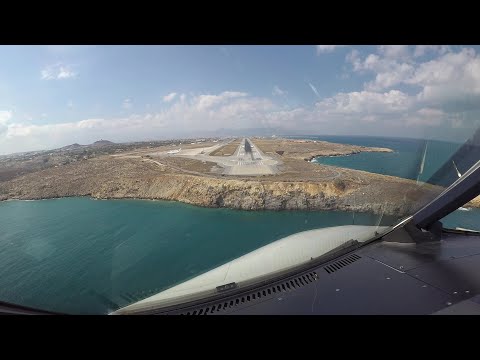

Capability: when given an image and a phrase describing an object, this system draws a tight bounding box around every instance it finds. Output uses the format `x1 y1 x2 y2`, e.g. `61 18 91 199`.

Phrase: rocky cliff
0 156 458 217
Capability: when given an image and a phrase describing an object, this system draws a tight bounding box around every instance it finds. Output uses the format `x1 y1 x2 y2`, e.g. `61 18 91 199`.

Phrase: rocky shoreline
0 155 462 218
0 177 417 216
296 148 393 162
0 140 477 217
306 151 364 162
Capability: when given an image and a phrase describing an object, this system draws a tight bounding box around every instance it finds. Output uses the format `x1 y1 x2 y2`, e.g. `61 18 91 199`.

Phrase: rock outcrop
0 156 461 218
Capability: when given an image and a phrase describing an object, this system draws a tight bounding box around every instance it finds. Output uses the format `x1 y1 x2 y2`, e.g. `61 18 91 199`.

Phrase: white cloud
377 45 411 60
67 100 74 109
347 51 415 91
346 49 362 71
9 46 480 155
163 92 177 102
194 91 247 110
263 107 319 130
272 85 287 96
0 110 12 125
41 63 76 80
41 69 52 80
407 48 480 105
0 85 472 155
346 46 480 111
446 112 471 129
405 108 446 126
308 83 320 98
417 107 444 117
0 92 274 154
122 98 133 110
366 62 415 91
315 90 413 115
316 45 346 54
414 45 450 57
58 67 75 79
0 110 12 136
265 88 448 133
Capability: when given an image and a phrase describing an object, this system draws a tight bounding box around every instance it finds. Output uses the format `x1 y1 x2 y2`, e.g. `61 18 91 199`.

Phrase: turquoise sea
297 135 478 231
299 135 461 182
0 135 478 314
0 198 394 314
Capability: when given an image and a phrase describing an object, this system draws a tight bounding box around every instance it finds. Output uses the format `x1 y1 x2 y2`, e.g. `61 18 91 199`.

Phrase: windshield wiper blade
0 300 64 315
413 159 480 230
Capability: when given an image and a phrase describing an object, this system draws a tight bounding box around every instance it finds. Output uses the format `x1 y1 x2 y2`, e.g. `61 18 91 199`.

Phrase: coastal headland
0 137 478 216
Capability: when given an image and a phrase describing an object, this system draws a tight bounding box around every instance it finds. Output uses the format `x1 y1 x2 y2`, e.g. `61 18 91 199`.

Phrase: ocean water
0 198 393 314
302 135 461 182
441 207 480 231
0 135 477 314
300 135 479 232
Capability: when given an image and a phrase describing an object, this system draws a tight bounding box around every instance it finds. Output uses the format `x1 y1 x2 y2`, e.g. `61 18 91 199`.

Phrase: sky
1 45 480 154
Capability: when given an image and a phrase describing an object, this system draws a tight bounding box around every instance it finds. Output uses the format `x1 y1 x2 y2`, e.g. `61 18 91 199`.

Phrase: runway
153 138 279 176
226 138 277 176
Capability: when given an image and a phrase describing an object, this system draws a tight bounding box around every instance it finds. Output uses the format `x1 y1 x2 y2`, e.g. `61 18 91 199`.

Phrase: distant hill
59 143 83 151
91 140 115 147
55 140 114 152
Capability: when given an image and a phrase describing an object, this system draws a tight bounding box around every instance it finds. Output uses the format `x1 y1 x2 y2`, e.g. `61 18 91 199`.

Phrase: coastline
308 148 395 162
0 166 459 217
4 191 478 211
294 147 394 162
1 138 477 216
0 193 413 217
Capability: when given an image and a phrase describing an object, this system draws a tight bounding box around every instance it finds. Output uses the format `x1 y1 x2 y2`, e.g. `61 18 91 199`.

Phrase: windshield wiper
0 300 64 315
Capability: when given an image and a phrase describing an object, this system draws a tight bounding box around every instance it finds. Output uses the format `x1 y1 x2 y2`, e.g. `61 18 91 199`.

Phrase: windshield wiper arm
0 300 64 315
413 159 480 230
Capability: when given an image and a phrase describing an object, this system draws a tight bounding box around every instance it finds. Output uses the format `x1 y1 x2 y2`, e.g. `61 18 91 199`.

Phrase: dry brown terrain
252 137 393 161
209 139 242 156
118 140 220 157
470 196 480 207
0 152 451 217
1 137 477 216
127 137 394 182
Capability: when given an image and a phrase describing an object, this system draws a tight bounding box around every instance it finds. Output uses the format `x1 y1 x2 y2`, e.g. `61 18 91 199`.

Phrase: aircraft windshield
0 45 479 314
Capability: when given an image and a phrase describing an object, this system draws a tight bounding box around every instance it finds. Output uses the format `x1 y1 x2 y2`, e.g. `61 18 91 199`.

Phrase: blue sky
1 45 480 154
